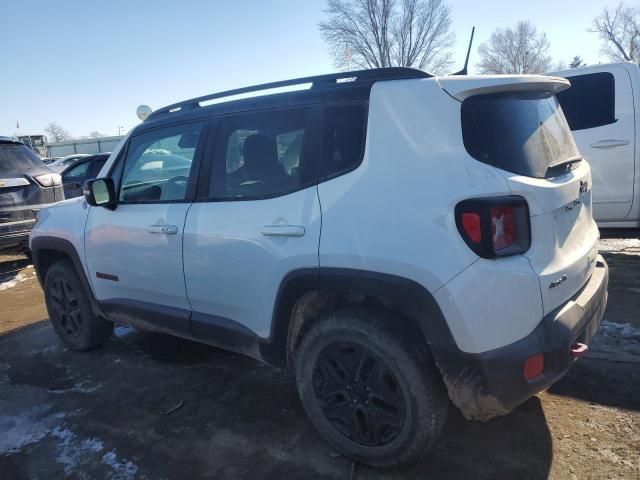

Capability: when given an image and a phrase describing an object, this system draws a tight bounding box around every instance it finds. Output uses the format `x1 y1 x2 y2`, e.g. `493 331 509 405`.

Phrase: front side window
63 161 90 182
556 72 616 131
462 91 579 179
213 109 312 199
119 122 204 202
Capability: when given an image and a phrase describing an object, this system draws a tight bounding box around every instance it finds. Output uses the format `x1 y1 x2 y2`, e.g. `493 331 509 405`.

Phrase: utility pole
117 126 124 136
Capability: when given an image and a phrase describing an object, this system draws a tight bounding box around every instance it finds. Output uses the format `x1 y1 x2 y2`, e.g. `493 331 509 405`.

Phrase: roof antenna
454 27 475 75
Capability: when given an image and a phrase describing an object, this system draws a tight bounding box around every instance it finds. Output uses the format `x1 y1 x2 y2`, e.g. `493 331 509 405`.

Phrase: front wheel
294 308 448 468
44 260 113 350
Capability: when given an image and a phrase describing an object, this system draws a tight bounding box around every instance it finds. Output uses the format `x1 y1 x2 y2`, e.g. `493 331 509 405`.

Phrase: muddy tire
294 307 448 468
44 260 113 350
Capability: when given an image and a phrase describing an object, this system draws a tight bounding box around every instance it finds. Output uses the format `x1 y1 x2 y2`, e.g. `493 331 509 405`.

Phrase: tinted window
212 108 313 199
321 105 366 178
0 143 45 175
63 161 90 181
462 91 579 179
556 73 616 131
119 122 204 202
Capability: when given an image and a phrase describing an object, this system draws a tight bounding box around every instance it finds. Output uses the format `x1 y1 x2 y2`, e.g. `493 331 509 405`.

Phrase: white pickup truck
552 62 639 229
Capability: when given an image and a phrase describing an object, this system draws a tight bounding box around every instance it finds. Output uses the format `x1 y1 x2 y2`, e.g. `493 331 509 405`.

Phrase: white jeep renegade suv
30 68 608 467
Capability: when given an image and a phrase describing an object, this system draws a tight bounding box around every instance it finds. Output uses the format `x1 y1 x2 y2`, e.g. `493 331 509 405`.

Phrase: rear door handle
590 139 629 149
147 224 178 235
260 225 305 237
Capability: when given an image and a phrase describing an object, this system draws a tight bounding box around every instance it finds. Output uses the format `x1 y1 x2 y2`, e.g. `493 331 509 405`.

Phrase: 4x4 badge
580 180 589 194
549 274 568 289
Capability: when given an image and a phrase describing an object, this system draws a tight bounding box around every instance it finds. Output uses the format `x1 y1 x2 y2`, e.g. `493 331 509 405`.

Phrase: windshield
461 91 579 179
0 143 46 176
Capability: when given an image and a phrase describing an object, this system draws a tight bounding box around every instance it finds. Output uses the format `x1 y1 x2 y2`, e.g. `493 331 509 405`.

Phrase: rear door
555 67 635 222
183 107 322 340
448 77 600 314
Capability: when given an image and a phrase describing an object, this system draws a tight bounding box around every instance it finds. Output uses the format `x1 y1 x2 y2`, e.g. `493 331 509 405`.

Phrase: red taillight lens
455 196 530 259
523 354 544 380
461 213 482 243
491 206 515 250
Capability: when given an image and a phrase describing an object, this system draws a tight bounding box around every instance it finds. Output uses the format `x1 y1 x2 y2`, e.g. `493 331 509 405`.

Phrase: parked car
551 61 640 229
47 154 90 173
30 68 608 467
41 156 61 165
61 153 110 198
0 137 64 250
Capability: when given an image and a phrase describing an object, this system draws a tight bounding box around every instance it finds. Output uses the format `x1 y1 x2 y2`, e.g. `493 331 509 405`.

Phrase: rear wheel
294 308 448 467
44 260 113 350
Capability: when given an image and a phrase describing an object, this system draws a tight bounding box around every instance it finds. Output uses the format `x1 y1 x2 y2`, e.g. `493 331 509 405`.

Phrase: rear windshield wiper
546 155 583 176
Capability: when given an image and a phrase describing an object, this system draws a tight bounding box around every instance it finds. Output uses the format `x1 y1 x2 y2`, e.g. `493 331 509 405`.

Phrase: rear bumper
0 219 36 247
434 255 608 420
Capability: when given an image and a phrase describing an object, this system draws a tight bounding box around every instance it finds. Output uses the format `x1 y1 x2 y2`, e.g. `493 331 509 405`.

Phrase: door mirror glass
84 178 116 209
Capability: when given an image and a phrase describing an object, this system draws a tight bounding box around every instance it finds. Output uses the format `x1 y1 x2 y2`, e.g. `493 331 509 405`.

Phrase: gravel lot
0 237 639 479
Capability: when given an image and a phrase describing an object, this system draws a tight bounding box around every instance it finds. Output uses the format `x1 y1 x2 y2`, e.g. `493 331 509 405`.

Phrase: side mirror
84 178 117 209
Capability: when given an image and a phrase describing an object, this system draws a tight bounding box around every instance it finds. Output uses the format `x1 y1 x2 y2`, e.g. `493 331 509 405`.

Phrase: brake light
34 173 62 187
523 354 544 381
455 196 530 258
461 213 482 243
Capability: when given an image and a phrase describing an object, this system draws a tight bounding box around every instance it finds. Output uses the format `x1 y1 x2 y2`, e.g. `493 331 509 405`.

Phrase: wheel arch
31 236 104 318
265 268 458 367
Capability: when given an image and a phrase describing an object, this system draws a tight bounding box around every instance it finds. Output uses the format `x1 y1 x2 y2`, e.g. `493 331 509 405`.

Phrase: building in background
46 135 123 157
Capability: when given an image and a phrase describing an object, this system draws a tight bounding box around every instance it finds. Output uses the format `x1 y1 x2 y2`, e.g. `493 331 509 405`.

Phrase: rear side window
212 108 316 199
321 105 366 179
0 143 45 175
556 73 616 131
462 91 579 179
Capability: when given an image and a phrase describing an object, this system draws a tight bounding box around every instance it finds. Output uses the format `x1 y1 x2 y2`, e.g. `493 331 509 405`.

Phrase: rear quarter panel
317 78 510 292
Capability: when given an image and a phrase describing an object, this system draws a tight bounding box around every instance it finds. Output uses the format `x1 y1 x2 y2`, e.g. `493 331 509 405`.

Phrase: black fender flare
30 236 104 318
263 267 459 366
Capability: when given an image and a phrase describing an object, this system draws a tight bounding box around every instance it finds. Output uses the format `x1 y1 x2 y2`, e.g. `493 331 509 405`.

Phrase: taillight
34 173 62 187
455 196 530 258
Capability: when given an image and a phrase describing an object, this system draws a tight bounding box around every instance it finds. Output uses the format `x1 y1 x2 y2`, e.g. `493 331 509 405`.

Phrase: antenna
454 27 476 75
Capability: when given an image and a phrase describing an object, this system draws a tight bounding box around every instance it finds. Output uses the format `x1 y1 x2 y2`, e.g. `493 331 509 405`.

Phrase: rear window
0 143 46 176
461 91 579 179
556 72 616 131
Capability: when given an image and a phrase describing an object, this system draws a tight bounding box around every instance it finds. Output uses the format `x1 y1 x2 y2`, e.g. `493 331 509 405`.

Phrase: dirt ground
0 237 639 480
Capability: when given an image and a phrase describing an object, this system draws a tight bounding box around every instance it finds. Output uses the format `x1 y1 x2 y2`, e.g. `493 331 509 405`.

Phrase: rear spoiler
436 75 571 102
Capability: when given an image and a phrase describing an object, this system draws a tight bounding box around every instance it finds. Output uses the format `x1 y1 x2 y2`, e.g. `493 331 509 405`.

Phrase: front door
557 66 636 222
84 120 208 334
62 160 91 198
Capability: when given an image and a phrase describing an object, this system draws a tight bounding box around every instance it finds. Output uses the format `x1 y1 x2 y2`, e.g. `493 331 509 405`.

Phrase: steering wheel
162 175 189 200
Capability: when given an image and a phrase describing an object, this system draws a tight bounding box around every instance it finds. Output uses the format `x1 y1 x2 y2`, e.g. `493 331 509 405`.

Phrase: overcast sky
0 0 625 139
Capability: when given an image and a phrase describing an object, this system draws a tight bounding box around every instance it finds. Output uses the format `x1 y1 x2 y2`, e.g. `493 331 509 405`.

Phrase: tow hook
570 342 589 358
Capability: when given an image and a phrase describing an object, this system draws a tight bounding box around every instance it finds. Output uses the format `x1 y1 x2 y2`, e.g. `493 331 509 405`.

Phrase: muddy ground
0 236 639 479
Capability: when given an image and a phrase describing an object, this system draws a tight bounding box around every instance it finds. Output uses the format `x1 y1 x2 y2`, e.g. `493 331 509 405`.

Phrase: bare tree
45 122 72 143
319 0 455 74
591 3 640 62
477 21 553 74
569 55 586 68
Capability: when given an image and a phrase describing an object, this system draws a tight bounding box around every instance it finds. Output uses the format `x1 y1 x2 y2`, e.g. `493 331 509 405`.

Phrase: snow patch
588 320 640 363
114 325 135 338
0 268 37 291
0 406 60 454
102 450 139 480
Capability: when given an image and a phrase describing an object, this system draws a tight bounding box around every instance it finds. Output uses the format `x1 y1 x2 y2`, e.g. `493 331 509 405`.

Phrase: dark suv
0 137 64 249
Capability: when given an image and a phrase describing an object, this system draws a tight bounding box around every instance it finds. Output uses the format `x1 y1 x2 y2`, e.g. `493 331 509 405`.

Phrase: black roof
143 67 430 127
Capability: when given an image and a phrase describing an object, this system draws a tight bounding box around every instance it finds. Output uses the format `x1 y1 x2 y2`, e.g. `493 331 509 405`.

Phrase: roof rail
146 67 431 121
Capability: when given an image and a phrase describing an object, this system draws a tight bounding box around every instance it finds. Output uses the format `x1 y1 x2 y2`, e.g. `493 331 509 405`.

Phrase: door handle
260 225 305 237
147 224 178 235
590 139 629 149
